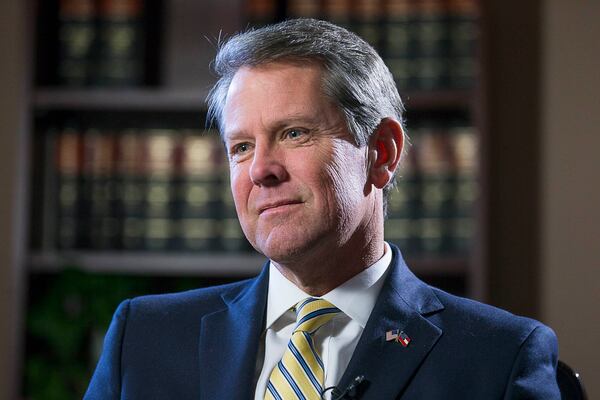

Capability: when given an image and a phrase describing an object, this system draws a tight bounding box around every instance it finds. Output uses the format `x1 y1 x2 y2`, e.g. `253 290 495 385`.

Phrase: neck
272 234 385 296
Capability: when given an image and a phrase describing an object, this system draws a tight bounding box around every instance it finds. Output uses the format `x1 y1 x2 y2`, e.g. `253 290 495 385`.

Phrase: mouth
258 200 303 215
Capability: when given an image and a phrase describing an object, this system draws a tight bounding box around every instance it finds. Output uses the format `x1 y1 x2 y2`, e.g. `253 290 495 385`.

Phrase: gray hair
206 18 405 213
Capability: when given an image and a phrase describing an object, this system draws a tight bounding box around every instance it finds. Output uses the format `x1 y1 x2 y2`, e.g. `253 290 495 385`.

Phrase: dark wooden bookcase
27 0 487 297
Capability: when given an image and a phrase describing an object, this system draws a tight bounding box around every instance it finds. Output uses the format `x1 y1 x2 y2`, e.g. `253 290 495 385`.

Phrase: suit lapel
198 262 269 400
337 245 444 399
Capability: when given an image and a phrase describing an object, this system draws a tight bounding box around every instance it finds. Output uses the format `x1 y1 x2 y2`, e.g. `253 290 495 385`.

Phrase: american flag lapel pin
386 329 400 342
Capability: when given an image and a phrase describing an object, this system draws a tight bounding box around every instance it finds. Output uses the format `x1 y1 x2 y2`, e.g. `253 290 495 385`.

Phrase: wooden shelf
28 251 468 277
33 88 474 112
28 251 265 277
33 88 210 111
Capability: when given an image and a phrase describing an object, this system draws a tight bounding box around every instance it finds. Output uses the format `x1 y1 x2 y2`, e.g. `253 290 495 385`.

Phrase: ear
368 118 404 189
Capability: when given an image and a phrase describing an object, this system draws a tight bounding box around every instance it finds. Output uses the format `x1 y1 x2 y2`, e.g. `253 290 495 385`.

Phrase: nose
249 144 288 187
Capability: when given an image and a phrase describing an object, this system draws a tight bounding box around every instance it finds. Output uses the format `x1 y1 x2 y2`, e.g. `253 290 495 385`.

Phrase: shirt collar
265 242 393 330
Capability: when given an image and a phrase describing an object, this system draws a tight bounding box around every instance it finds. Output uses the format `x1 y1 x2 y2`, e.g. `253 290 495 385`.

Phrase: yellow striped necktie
265 297 340 400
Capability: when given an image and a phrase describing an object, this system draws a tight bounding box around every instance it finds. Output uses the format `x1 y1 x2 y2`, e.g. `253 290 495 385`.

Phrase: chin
256 226 332 265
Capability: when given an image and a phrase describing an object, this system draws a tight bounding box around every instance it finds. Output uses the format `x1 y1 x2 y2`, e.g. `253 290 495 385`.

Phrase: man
85 19 560 399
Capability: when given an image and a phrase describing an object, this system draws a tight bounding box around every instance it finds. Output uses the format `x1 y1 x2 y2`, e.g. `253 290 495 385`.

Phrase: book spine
322 0 352 31
413 121 456 255
117 129 147 250
382 0 415 91
94 0 145 86
352 0 383 49
447 0 478 89
143 129 176 250
55 124 83 249
175 131 222 252
86 131 119 250
413 0 449 90
57 0 96 86
449 120 477 254
79 127 103 249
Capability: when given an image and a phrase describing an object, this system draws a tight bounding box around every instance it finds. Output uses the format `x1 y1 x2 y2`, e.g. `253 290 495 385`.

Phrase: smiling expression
222 62 376 264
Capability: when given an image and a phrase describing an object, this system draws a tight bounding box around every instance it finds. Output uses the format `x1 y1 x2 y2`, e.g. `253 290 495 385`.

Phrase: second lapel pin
386 329 411 347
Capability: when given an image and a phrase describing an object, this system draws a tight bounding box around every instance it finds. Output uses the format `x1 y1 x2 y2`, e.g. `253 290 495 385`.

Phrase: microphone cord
321 375 365 400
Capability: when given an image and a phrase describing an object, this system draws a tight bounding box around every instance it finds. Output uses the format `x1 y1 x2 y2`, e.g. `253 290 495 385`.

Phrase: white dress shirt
253 242 393 400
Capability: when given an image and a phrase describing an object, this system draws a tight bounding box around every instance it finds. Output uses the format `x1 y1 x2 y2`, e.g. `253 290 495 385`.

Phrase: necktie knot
293 297 340 335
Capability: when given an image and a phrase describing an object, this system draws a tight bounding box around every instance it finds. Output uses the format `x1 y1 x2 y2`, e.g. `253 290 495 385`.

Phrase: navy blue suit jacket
85 245 560 399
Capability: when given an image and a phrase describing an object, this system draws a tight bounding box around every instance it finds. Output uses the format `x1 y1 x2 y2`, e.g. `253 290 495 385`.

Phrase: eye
231 142 251 156
285 128 307 140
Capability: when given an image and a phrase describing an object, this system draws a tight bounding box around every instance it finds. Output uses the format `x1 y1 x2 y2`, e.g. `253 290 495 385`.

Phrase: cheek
229 165 251 212
326 144 367 199
320 147 368 227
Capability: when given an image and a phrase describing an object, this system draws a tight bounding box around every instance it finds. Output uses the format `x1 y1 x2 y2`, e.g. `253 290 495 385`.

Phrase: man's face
222 62 374 263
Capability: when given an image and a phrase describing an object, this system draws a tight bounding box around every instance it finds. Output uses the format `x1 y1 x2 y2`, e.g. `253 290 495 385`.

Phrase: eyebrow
223 114 322 142
269 115 321 132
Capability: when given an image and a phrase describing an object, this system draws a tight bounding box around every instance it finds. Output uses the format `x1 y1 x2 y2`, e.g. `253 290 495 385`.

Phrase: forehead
221 62 333 137
229 61 325 96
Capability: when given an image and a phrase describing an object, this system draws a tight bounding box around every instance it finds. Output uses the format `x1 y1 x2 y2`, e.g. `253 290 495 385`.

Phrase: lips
257 200 303 214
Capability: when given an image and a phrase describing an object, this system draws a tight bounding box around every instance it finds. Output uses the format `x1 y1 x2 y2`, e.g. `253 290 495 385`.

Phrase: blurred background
1 0 598 399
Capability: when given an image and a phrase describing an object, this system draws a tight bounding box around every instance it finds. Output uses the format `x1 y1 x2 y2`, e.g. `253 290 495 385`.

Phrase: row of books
45 125 251 252
386 120 478 255
52 0 477 90
247 0 479 90
55 0 146 86
40 120 477 255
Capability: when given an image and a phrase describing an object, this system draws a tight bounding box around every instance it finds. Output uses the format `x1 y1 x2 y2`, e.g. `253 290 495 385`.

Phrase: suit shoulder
127 278 254 318
430 287 554 344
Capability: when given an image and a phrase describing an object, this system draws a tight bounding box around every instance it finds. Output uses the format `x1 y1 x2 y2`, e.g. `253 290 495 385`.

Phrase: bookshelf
23 0 486 396
28 0 484 285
